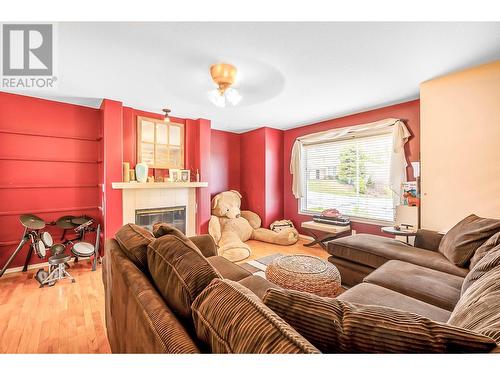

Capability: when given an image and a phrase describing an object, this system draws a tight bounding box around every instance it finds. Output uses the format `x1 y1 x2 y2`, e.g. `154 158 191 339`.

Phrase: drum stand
0 227 34 278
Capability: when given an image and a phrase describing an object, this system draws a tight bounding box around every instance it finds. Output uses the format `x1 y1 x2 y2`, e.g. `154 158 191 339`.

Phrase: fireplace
135 206 186 233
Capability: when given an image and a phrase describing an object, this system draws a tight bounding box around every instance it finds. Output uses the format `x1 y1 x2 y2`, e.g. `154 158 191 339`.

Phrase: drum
50 243 66 256
72 242 95 258
41 232 53 247
34 239 47 258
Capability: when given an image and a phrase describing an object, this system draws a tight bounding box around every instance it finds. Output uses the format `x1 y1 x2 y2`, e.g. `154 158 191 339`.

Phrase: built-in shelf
112 181 208 189
0 128 101 142
0 156 99 164
0 184 99 189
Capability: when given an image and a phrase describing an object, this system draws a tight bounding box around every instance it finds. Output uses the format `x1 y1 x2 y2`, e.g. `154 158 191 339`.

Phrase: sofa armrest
414 229 444 251
189 234 218 258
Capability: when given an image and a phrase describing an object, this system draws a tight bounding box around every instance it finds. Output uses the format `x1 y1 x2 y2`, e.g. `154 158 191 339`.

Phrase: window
137 116 184 169
300 131 394 223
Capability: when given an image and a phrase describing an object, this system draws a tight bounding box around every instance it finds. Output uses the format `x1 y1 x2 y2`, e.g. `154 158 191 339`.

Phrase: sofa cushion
328 234 468 277
238 275 280 299
153 223 219 258
191 279 319 354
115 223 155 272
263 288 496 353
152 222 188 240
438 214 500 267
448 266 500 344
147 234 221 322
206 255 252 281
461 243 500 296
469 231 500 270
337 283 451 322
364 260 463 311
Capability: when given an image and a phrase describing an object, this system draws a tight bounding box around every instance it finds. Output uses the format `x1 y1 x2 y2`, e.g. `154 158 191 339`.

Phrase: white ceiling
4 22 500 132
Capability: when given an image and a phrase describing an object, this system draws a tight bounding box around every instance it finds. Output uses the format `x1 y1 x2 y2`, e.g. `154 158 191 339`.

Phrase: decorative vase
135 163 148 183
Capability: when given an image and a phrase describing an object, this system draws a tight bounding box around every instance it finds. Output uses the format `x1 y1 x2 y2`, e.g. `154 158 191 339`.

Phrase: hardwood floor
0 259 111 354
0 238 324 353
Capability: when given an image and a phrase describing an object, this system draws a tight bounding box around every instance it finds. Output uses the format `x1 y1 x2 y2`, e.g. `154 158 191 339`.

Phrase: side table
301 221 351 250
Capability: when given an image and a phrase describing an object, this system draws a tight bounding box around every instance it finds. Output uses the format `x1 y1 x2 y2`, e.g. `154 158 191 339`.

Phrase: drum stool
40 254 75 287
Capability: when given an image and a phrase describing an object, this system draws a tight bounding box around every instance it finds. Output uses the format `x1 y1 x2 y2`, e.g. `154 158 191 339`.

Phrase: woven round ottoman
265 255 342 297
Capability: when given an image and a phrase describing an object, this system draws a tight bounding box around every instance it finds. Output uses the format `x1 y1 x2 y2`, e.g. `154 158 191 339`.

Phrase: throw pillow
263 288 496 353
469 231 500 270
461 243 500 296
438 214 500 267
115 223 155 272
147 234 221 322
191 279 320 354
449 266 500 345
152 222 188 239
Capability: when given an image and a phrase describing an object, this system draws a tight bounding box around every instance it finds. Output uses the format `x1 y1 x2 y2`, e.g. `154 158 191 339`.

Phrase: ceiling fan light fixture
209 62 242 107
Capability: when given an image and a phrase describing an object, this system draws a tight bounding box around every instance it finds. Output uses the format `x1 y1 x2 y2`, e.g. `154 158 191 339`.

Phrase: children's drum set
0 213 101 287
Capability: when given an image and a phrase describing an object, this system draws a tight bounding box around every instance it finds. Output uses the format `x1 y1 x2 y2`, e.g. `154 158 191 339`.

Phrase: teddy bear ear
230 190 242 198
212 195 220 209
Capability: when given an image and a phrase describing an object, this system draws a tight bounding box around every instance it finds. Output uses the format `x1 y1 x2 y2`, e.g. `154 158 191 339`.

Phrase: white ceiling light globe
225 88 242 106
208 89 226 108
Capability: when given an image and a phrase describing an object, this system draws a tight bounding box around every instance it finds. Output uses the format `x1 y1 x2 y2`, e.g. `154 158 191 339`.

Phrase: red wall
0 92 102 269
264 128 284 227
185 118 212 233
283 99 421 235
100 99 123 241
240 128 266 220
210 129 241 197
239 127 285 228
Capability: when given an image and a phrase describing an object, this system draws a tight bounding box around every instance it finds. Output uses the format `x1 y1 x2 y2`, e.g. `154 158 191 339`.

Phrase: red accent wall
264 128 284 227
240 128 266 220
0 92 101 269
210 129 241 197
239 127 285 228
100 99 123 241
283 99 421 235
185 119 212 234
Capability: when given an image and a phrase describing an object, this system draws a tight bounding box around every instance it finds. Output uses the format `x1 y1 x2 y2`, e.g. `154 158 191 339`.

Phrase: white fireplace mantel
112 181 208 189
112 181 208 236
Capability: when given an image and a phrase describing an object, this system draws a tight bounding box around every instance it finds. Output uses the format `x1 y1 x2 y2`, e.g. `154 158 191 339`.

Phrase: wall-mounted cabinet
137 116 184 169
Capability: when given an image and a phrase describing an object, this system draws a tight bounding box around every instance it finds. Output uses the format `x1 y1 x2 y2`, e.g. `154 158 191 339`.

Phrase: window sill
298 210 394 227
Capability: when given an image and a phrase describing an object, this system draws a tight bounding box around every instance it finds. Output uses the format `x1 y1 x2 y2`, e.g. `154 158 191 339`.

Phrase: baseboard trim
3 258 75 275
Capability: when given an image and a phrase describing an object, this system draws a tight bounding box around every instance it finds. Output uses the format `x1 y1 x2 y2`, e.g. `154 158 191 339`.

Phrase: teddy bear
208 190 299 262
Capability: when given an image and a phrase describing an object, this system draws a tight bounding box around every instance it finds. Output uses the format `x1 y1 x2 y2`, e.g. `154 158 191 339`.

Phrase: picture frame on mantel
169 168 181 182
180 170 191 182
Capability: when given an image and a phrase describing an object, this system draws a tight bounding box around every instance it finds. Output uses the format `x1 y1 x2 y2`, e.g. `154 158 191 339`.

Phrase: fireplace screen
135 206 186 233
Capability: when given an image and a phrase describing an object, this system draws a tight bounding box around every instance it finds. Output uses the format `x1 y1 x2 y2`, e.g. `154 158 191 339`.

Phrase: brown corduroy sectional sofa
103 218 500 354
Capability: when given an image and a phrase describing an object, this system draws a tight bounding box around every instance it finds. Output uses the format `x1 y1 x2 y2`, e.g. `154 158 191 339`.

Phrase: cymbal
71 216 93 225
56 215 77 229
20 214 46 230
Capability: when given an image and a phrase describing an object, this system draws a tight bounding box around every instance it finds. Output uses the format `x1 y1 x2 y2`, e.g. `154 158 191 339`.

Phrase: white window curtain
290 118 411 203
